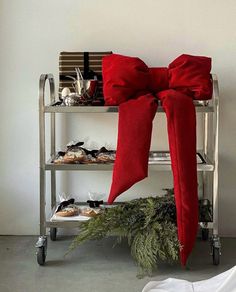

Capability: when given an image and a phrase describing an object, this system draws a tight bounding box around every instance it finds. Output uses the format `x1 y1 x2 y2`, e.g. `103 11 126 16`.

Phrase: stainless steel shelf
47 221 215 232
46 220 84 228
46 210 214 229
45 152 214 172
44 103 214 113
45 162 114 171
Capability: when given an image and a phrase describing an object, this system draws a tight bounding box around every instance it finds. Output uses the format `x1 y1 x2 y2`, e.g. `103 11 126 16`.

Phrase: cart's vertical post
39 74 47 237
203 112 209 157
210 74 221 265
212 75 219 236
202 111 209 200
49 76 56 209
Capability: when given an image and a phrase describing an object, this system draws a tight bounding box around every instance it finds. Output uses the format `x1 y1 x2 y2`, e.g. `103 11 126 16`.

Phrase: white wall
0 0 236 236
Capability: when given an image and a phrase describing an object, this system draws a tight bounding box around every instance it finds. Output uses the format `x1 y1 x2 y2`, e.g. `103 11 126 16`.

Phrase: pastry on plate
56 207 79 217
96 147 116 163
63 148 87 163
80 207 101 217
55 203 79 217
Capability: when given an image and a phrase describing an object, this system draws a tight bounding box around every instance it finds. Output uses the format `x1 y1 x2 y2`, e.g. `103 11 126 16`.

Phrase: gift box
59 51 112 104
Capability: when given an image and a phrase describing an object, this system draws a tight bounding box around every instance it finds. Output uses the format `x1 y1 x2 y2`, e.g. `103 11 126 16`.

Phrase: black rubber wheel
213 247 220 265
201 228 209 241
50 227 57 241
37 246 46 266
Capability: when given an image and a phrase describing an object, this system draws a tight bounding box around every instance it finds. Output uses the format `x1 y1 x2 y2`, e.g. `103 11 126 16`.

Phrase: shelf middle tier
45 152 214 172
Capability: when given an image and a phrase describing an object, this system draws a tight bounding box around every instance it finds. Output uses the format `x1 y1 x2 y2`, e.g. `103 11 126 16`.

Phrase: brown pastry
63 148 87 163
96 152 116 163
80 154 97 164
80 207 100 217
56 207 79 217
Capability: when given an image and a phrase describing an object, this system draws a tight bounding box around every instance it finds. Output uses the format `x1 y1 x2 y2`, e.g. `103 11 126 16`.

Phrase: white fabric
142 266 236 292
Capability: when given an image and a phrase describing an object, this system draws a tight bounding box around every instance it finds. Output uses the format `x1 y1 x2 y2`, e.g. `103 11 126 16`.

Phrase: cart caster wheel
35 236 47 266
213 247 220 265
210 235 221 266
50 227 57 241
37 246 46 265
201 228 209 241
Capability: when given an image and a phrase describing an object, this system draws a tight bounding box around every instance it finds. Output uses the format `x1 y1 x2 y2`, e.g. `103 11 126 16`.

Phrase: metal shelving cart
36 73 220 266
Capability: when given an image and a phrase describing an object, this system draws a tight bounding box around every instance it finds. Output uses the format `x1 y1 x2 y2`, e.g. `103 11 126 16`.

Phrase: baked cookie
63 148 86 163
80 207 101 217
96 152 116 163
56 207 79 217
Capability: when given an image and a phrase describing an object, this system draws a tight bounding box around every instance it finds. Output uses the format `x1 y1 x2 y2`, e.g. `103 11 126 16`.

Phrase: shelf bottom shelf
46 201 214 229
46 220 214 229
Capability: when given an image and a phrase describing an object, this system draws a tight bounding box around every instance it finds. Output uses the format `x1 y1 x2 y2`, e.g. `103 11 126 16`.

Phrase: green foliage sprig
69 190 180 277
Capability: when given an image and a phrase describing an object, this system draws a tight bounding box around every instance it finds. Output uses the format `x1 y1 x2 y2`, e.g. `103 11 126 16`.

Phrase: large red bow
102 53 212 266
103 53 212 105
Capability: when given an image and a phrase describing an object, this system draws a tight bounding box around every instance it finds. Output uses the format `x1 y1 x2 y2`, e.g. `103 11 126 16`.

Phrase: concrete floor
0 236 235 292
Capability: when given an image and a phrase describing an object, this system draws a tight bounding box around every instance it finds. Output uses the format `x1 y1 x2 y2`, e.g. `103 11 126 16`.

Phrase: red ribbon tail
108 94 157 203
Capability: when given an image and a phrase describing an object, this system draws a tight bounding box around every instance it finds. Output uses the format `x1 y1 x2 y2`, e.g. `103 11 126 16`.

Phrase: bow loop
168 54 212 100
102 54 150 106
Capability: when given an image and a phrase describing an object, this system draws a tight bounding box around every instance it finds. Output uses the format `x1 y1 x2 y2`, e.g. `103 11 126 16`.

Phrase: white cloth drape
142 266 236 292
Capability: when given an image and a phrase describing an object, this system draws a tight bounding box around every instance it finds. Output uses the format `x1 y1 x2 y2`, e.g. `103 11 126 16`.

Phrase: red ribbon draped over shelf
102 53 212 266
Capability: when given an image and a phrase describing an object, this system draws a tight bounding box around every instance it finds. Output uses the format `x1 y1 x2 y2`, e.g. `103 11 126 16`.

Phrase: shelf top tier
44 100 214 113
40 73 219 114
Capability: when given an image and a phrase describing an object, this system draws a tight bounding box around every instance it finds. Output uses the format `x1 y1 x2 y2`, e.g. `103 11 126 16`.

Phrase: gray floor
0 236 235 292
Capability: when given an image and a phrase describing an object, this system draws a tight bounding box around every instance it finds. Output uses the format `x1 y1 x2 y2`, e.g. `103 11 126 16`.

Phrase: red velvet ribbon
102 53 212 266
103 54 212 105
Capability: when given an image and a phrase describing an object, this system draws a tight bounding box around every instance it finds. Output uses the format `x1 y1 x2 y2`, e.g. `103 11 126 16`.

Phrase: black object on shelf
87 200 104 208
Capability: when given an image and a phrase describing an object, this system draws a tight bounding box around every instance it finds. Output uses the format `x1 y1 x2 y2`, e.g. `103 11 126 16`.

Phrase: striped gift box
59 51 112 101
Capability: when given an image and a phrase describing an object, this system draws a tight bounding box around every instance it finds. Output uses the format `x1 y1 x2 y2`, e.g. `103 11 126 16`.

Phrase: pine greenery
68 189 180 277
